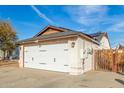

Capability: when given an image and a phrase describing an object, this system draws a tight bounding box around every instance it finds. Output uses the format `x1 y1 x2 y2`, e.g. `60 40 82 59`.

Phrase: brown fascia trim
34 26 69 37
19 33 99 45
79 33 99 45
19 34 78 45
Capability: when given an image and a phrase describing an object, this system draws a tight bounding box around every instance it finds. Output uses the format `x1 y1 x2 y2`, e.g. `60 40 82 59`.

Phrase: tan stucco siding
68 39 80 75
19 45 24 68
77 37 96 72
69 37 98 75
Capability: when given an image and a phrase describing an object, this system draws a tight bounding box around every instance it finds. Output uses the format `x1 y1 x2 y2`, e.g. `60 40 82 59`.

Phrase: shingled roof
19 31 81 43
18 26 102 45
118 44 124 49
89 32 105 42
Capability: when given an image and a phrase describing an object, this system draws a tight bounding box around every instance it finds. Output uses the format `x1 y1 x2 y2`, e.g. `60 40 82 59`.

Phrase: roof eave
18 34 79 45
79 33 99 45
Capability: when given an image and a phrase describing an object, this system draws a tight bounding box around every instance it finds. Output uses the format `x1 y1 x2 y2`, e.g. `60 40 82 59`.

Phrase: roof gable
34 26 70 37
118 44 124 49
90 32 111 48
90 32 108 42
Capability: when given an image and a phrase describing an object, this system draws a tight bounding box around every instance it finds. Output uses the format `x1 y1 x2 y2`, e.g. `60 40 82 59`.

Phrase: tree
0 21 17 60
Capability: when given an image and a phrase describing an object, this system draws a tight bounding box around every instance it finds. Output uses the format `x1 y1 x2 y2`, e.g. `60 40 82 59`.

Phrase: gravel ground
0 64 123 88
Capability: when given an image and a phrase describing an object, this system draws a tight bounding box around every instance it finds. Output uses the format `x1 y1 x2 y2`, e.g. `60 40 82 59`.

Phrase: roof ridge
58 27 80 32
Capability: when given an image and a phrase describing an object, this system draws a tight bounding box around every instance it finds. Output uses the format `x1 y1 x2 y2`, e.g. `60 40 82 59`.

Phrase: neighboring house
10 47 19 60
0 50 4 60
116 44 124 49
18 26 110 75
90 32 111 49
0 48 19 60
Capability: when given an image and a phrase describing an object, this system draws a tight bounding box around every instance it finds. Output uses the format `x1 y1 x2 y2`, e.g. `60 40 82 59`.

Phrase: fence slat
94 49 124 73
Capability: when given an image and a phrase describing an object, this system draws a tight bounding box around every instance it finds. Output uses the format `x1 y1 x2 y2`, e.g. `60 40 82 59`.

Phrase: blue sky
0 5 124 47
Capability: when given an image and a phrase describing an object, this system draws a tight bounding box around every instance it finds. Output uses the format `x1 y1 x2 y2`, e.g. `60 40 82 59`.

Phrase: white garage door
24 43 69 72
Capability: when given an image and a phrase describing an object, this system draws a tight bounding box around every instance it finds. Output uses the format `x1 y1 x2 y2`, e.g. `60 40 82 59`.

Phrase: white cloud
64 5 108 26
83 6 107 15
64 5 124 33
106 21 124 32
30 5 54 24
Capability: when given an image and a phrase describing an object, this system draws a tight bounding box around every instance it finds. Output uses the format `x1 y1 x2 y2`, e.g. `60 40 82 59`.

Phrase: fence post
94 50 97 70
112 50 117 72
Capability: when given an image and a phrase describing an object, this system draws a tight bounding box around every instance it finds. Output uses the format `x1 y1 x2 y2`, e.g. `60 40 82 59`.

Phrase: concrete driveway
0 63 124 88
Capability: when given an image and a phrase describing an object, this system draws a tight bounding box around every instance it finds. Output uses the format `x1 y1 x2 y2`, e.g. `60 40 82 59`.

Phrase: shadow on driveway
115 79 124 85
116 72 124 76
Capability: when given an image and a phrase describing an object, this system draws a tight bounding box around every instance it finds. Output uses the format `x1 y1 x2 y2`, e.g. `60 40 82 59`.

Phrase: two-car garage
24 43 70 72
19 26 100 75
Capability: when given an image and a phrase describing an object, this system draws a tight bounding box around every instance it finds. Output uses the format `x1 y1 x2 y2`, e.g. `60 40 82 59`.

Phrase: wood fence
94 49 124 73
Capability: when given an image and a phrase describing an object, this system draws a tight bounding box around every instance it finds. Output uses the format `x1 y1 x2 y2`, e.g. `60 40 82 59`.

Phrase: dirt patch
0 61 19 68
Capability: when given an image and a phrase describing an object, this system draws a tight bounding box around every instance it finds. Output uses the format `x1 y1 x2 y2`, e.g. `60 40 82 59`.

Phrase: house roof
118 44 124 49
90 32 111 48
89 32 105 42
18 25 102 45
19 31 81 43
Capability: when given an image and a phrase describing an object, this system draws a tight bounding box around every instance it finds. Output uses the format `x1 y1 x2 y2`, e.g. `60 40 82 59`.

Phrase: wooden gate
94 49 124 72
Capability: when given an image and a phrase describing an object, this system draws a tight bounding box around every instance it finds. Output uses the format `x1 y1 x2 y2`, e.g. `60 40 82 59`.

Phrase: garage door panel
24 46 38 67
24 43 69 72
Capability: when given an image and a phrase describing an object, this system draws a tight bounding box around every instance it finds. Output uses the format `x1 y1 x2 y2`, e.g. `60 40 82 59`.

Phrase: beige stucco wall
68 39 81 75
99 36 110 49
19 45 24 68
69 37 98 75
78 38 98 73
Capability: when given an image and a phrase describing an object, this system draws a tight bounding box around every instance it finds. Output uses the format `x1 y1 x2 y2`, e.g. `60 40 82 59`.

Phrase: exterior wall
19 45 24 68
68 39 80 75
99 36 110 49
19 36 99 75
78 37 97 73
69 37 98 75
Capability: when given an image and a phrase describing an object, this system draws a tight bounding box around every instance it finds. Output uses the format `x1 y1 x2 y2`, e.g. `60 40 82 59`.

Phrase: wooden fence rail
94 49 124 73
